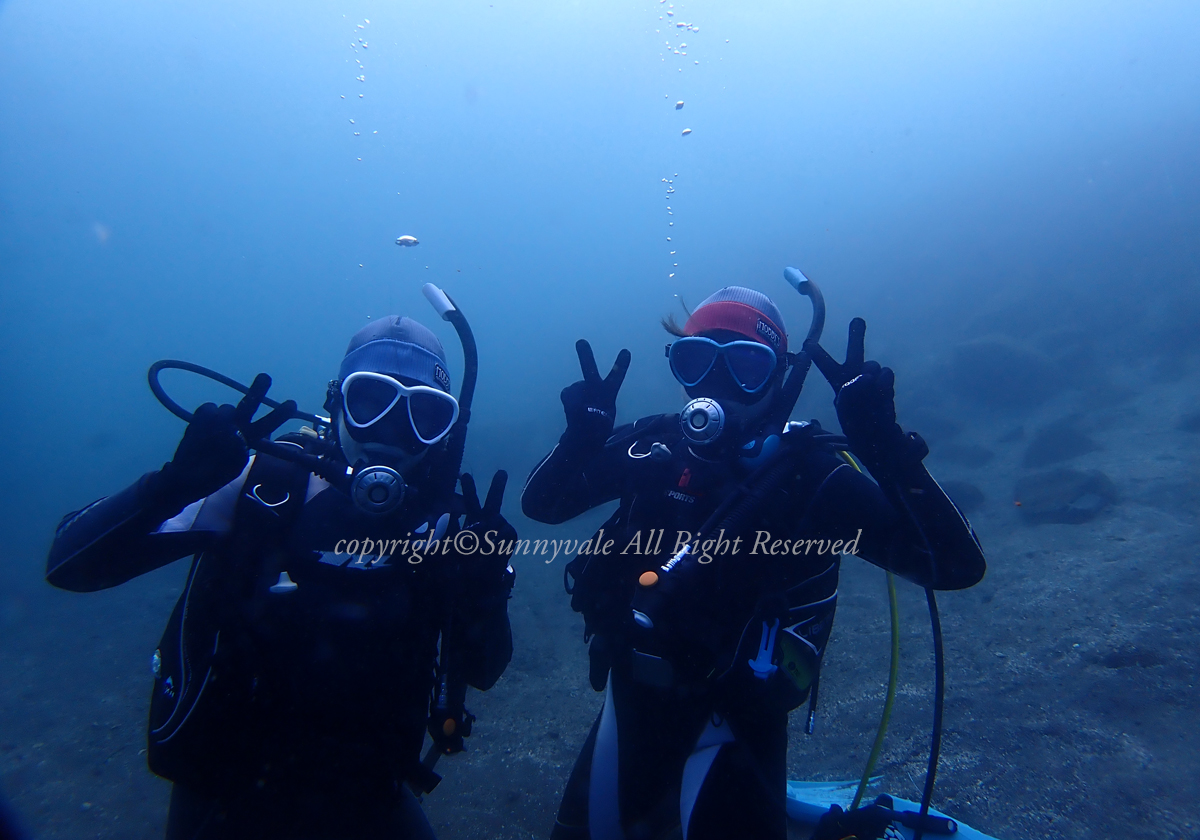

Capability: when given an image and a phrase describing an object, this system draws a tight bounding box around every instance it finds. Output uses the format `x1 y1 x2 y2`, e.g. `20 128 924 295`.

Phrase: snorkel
147 283 479 517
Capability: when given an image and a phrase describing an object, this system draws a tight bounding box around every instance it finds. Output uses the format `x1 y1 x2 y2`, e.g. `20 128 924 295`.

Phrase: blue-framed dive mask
667 336 778 395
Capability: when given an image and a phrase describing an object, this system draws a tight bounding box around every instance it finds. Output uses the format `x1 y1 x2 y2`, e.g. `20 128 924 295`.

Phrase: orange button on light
639 571 660 587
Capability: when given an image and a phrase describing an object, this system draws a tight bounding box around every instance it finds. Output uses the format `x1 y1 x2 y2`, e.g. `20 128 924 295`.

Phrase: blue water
2 1 1199 838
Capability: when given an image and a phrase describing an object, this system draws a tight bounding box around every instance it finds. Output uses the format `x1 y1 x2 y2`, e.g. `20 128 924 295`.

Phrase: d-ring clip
250 484 291 508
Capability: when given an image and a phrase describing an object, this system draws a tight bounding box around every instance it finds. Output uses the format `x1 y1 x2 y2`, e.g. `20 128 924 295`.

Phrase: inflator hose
912 588 945 840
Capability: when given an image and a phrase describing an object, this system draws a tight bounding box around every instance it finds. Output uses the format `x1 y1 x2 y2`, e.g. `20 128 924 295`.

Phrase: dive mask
340 371 459 446
668 336 778 395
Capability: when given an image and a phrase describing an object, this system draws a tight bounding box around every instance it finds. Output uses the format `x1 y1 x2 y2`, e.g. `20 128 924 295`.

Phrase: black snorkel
420 283 478 507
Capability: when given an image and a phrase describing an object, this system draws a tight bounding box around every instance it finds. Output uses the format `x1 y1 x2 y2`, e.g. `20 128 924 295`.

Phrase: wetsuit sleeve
45 462 250 593
521 423 634 523
796 450 985 591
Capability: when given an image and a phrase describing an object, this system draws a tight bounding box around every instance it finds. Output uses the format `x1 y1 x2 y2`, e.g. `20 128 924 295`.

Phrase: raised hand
159 374 295 507
803 317 866 394
804 321 913 467
560 339 631 447
234 373 296 447
460 470 512 535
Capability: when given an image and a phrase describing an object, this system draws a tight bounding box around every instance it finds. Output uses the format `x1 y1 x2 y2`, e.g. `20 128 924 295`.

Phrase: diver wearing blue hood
46 315 517 840
523 286 985 840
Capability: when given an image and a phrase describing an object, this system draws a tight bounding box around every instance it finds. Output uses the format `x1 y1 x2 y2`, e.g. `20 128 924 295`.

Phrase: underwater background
2 0 1199 837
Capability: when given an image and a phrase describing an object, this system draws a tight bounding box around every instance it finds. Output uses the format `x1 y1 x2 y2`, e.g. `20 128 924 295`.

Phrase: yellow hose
838 451 901 811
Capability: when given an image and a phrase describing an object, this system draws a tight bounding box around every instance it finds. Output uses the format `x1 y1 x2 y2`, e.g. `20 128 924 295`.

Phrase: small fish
395 235 420 247
675 101 684 109
681 128 692 136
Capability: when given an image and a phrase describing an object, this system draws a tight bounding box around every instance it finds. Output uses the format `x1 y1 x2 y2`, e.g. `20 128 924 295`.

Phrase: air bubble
357 75 365 82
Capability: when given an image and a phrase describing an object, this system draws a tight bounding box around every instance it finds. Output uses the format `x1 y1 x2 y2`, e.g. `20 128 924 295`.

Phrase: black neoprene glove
560 339 631 448
804 319 927 473
809 803 894 840
458 471 519 586
151 373 295 513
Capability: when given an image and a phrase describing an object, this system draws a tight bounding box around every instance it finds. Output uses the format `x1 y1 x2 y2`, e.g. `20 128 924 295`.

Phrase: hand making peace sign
560 339 632 447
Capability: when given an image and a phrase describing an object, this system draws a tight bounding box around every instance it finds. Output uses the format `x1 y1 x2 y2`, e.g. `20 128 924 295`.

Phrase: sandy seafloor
2 358 1198 840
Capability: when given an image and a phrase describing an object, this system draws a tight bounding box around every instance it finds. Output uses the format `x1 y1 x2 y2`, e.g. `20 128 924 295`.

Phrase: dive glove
458 470 519 584
560 339 631 447
805 319 926 472
152 373 295 513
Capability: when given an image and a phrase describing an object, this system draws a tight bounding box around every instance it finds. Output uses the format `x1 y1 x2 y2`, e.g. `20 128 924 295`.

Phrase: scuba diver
522 283 986 840
46 302 517 839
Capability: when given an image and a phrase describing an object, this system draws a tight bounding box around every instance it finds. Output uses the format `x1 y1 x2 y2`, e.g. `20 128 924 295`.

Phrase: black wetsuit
47 443 514 840
523 415 984 840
